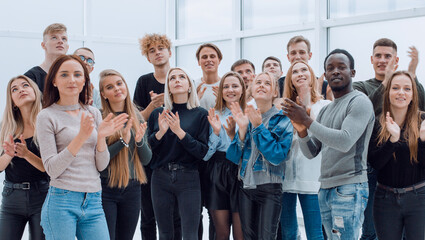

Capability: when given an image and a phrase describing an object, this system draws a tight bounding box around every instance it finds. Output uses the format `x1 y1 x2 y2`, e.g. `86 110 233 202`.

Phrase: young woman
36 55 128 240
203 71 245 240
226 72 293 240
0 75 47 239
99 69 152 240
147 67 209 240
369 71 425 240
281 61 329 240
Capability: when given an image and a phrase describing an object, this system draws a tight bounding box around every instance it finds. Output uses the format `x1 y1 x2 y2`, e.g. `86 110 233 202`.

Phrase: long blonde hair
99 69 147 187
164 68 200 110
0 76 42 151
283 60 322 103
377 71 421 163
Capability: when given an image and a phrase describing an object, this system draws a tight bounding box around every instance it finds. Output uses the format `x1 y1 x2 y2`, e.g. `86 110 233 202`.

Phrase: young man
231 59 256 106
73 47 101 109
24 23 69 92
133 33 181 240
281 35 332 100
283 49 374 240
195 43 222 110
353 38 424 240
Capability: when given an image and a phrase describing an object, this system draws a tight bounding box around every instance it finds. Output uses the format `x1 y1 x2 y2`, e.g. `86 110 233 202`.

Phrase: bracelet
136 138 145 148
120 137 129 148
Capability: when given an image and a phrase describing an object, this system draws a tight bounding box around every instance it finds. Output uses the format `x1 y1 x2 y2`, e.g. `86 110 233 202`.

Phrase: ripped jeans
318 183 368 240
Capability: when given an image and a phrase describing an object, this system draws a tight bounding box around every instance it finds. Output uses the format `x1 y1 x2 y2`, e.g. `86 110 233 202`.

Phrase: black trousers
373 184 425 240
239 183 283 240
102 178 142 240
0 180 49 240
140 166 182 240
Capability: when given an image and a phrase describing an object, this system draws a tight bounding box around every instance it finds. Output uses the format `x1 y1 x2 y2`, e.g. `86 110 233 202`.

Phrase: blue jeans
281 193 323 240
151 167 201 240
318 183 368 240
41 186 109 240
373 184 425 240
360 166 378 240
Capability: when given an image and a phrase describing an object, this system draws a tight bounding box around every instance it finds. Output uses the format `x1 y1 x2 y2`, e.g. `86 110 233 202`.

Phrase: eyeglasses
78 55 95 66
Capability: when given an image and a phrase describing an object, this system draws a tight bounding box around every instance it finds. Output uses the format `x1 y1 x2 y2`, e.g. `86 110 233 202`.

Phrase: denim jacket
226 110 293 180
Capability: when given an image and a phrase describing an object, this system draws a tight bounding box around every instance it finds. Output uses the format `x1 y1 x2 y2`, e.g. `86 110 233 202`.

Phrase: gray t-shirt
299 90 374 189
36 103 110 192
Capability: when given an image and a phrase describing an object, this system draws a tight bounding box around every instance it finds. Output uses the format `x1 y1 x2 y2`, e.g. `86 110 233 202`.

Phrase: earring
13 106 18 111
188 89 191 93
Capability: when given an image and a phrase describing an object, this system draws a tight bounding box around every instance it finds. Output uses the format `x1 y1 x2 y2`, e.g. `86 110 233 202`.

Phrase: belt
3 180 48 190
377 181 425 194
164 163 186 171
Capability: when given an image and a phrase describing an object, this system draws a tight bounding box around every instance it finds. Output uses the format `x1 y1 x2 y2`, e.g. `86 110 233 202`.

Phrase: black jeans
0 180 49 240
373 183 425 240
141 166 182 240
239 183 283 240
151 167 201 240
102 178 141 240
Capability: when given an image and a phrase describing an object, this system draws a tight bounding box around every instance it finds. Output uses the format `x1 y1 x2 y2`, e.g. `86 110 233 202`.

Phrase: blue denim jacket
226 110 293 179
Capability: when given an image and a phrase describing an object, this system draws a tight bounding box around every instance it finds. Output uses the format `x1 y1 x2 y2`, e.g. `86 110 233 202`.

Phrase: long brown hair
99 69 147 187
214 71 246 113
377 71 421 163
43 55 91 108
283 60 322 103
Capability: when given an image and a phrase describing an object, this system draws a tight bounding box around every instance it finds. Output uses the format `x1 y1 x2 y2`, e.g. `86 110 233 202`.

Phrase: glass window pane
176 41 232 79
177 0 232 39
243 0 314 30
329 0 425 19
329 16 425 85
242 31 317 76
0 0 84 35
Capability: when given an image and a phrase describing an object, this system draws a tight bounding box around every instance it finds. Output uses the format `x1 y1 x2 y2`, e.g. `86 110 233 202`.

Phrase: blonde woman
99 69 152 240
147 68 209 240
0 75 47 239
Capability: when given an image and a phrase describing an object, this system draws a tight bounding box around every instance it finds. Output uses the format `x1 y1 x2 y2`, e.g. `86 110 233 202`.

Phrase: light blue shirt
203 107 238 161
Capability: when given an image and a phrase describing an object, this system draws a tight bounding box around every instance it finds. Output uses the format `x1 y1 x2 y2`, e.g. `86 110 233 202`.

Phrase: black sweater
368 119 425 188
148 103 209 170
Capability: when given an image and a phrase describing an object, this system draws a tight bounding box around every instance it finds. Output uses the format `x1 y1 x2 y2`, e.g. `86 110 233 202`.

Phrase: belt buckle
168 163 177 171
395 188 406 194
22 182 30 190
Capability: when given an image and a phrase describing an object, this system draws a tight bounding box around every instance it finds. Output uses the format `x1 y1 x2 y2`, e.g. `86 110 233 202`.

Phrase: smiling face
251 73 276 102
54 59 86 99
325 53 354 93
101 75 128 105
233 63 255 88
389 74 413 110
290 62 312 90
42 31 69 56
168 69 190 96
371 46 398 80
222 76 243 107
198 47 221 73
10 78 36 108
147 43 171 67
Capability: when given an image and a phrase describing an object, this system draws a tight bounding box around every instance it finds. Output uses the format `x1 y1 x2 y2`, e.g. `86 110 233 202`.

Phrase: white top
195 78 220 110
282 99 331 194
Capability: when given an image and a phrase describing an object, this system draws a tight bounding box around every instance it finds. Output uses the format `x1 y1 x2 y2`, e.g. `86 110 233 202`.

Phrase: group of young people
0 22 424 240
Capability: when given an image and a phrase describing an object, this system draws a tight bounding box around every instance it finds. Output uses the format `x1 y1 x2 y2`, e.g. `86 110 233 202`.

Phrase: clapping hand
207 108 221 136
98 113 129 138
385 112 400 143
223 116 236 141
197 83 207 100
408 46 419 79
245 105 262 128
14 135 30 159
2 135 15 158
135 122 148 143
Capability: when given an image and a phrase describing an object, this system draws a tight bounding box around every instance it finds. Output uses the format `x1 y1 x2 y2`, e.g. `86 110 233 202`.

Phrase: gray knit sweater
36 103 110 192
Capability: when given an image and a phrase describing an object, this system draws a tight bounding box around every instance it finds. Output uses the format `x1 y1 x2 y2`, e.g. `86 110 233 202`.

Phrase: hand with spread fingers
197 82 207 100
245 105 262 128
281 97 312 137
98 113 129 139
229 102 249 141
207 108 221 136
223 116 236 141
408 46 419 79
383 57 399 87
165 110 186 139
3 135 15 158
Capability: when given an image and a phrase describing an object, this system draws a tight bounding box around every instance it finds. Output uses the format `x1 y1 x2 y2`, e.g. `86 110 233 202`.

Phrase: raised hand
245 105 262 128
158 111 169 134
420 119 425 142
2 135 15 157
207 108 221 136
317 73 325 95
229 102 249 130
98 113 129 138
383 57 399 87
122 117 134 144
135 122 148 143
78 112 95 142
408 46 419 79
14 135 30 159
197 82 207 100
212 86 219 97
164 111 186 139
150 91 165 108
385 112 400 143
223 116 236 141
282 97 312 137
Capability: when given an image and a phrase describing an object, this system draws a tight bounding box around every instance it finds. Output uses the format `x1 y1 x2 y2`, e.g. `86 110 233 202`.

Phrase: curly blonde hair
139 33 172 57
